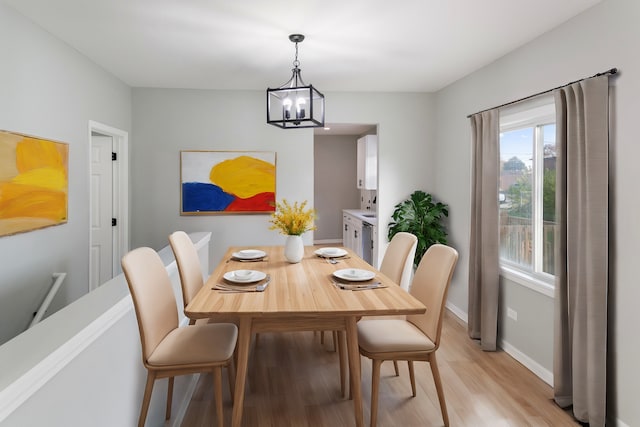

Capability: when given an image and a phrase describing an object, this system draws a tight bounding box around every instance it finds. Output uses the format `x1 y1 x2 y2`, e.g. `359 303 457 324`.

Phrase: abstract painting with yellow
181 151 276 214
0 131 68 236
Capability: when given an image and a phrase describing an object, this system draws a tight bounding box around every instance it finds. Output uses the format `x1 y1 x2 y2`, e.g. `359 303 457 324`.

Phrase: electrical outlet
507 307 518 321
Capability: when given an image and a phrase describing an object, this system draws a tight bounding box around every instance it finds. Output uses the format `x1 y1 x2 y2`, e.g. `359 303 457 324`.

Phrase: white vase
284 235 304 263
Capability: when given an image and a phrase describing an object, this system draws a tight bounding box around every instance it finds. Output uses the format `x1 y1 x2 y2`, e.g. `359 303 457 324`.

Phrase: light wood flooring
180 311 579 427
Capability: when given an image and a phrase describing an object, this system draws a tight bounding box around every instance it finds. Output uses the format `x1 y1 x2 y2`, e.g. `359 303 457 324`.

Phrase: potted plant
269 199 316 263
388 190 449 267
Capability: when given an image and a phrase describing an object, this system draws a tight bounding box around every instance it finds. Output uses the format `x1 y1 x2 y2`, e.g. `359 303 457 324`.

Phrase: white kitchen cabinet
357 135 377 190
343 210 377 266
372 224 378 268
343 212 363 258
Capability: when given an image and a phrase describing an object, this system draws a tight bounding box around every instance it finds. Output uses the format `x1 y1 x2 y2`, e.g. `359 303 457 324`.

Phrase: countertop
343 209 378 226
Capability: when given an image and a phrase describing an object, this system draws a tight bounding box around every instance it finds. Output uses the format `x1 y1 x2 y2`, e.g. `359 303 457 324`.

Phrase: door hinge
112 152 117 161
112 218 117 227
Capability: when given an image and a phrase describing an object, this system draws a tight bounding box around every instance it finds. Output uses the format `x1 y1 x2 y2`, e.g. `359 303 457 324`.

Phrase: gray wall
314 135 360 242
0 4 132 345
131 89 436 269
434 0 639 424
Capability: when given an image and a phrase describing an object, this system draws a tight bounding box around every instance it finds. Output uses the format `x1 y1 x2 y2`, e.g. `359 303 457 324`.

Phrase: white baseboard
498 339 553 386
444 301 553 387
613 417 631 427
445 301 468 323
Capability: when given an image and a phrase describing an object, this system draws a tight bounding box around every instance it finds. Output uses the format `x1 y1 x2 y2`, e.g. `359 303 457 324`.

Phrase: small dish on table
231 249 267 262
223 270 267 283
332 268 376 282
314 247 348 258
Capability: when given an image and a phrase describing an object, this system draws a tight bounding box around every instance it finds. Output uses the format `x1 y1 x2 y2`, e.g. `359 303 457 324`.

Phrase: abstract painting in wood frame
180 150 276 215
0 130 69 237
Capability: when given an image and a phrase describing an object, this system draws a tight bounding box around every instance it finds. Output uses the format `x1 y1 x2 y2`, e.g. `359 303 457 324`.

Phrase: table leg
345 317 364 427
337 330 347 398
232 317 252 427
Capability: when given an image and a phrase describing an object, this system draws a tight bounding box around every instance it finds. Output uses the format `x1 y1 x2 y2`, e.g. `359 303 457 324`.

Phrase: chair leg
227 360 235 404
320 330 325 345
166 376 174 420
138 371 156 427
393 360 399 376
370 359 382 427
429 353 449 427
332 330 338 352
408 361 416 397
213 367 224 427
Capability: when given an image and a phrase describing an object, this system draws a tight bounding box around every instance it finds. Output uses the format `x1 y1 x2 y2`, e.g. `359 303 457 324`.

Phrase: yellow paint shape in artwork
16 138 67 173
0 132 68 236
210 155 275 199
11 167 67 191
0 187 66 220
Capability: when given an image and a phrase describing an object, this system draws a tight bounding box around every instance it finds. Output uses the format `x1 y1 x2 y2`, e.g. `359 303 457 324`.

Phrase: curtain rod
466 67 618 118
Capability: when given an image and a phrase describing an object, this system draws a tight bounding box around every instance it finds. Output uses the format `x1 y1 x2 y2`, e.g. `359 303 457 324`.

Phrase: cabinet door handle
345 224 348 231
354 230 358 238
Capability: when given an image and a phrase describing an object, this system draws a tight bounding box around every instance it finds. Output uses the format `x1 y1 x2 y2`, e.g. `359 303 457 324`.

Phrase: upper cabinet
357 135 377 190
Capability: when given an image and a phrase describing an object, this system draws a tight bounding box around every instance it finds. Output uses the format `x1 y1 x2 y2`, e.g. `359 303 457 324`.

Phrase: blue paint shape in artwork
182 182 234 212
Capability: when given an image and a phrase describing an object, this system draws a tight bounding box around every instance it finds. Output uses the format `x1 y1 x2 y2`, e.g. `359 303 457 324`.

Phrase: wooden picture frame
0 130 69 237
180 150 276 215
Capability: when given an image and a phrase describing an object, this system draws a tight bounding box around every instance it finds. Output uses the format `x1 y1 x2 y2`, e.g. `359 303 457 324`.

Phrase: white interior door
90 135 114 289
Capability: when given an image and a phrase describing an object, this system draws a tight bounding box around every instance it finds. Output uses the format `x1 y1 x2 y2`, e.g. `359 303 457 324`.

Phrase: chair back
169 231 204 308
407 244 458 349
122 247 179 363
379 232 418 291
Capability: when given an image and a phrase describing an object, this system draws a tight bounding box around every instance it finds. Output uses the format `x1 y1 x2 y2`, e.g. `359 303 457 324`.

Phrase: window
499 98 556 285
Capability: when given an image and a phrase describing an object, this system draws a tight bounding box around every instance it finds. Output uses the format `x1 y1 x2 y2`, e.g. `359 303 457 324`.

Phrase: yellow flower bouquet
269 199 316 236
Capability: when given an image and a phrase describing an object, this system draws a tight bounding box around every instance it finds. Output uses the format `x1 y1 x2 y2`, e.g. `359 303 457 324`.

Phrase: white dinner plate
232 249 267 260
333 268 376 282
314 247 348 258
223 270 267 283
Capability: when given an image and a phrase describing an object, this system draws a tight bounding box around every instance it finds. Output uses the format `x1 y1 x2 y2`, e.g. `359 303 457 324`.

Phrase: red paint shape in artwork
226 192 275 212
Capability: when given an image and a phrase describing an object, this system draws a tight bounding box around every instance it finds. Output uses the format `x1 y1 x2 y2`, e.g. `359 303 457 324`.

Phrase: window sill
499 265 554 298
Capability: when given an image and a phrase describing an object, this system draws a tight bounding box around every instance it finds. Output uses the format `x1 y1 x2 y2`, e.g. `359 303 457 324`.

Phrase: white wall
0 233 211 426
0 4 132 345
131 89 436 268
434 0 639 424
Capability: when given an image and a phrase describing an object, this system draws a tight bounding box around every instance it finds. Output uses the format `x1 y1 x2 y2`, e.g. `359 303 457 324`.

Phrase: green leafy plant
388 190 449 267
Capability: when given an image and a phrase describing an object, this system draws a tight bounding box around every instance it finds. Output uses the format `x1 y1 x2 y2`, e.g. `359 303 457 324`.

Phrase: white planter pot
284 235 304 263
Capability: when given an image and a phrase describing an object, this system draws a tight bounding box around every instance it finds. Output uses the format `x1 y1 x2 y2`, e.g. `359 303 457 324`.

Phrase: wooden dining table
185 245 426 427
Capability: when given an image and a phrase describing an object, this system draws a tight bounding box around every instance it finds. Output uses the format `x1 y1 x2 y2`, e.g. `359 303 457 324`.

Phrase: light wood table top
186 245 426 427
187 245 425 320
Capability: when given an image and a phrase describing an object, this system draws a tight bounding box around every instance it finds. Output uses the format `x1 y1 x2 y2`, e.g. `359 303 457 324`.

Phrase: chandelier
266 34 325 129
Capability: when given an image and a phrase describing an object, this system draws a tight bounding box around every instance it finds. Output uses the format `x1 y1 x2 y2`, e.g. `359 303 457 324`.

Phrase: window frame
499 97 556 295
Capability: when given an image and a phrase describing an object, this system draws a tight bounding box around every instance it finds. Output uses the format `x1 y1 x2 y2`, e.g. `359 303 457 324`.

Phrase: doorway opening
313 123 378 257
89 121 129 291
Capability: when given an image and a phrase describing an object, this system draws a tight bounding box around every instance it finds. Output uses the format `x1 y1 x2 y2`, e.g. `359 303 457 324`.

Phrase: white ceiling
3 0 601 93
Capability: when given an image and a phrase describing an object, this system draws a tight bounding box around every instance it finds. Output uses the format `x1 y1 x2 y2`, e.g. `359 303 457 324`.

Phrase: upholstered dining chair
378 231 418 291
372 231 418 377
357 243 458 427
168 231 210 325
331 232 418 396
122 246 238 427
